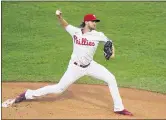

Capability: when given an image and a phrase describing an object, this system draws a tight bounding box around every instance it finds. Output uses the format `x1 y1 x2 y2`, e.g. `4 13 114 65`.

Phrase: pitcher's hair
79 22 85 28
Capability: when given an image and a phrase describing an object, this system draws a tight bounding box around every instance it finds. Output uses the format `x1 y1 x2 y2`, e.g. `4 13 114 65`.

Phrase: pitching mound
2 82 166 119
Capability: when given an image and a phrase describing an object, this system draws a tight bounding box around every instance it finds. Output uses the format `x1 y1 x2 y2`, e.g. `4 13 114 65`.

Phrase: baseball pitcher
3 10 133 116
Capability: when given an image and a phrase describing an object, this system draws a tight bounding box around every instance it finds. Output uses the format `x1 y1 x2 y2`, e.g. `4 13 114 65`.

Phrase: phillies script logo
73 35 95 46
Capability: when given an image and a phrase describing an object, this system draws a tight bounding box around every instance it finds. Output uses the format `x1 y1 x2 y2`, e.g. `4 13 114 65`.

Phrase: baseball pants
25 60 124 111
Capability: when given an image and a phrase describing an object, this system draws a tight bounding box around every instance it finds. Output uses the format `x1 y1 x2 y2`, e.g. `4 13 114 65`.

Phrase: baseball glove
104 41 113 60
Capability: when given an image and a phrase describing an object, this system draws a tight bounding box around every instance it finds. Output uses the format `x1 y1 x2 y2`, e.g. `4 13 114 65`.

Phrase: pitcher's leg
25 64 84 100
87 61 124 111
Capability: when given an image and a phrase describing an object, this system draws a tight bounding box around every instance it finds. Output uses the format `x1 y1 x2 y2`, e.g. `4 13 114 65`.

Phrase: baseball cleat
115 109 133 116
2 99 16 108
14 91 26 103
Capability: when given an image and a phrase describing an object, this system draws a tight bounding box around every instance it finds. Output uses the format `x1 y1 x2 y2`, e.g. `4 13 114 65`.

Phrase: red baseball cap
84 14 100 22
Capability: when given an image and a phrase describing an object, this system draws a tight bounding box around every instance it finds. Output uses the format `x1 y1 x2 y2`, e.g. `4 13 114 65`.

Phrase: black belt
74 62 90 68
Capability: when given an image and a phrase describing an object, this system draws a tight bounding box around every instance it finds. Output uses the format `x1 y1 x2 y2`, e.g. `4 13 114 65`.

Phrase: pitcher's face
85 21 97 30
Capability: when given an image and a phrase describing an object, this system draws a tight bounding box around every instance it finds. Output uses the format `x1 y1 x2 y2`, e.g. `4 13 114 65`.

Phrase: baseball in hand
56 10 61 15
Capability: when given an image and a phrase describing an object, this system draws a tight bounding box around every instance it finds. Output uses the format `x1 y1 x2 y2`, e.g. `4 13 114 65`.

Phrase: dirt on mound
2 82 166 119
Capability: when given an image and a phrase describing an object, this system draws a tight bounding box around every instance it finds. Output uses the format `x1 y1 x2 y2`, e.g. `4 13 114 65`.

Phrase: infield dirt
2 82 166 119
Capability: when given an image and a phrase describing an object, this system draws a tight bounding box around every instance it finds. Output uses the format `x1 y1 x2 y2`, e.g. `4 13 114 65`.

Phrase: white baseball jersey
66 24 112 65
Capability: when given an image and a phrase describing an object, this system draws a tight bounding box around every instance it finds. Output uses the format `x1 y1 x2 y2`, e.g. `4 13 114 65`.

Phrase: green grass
2 2 166 94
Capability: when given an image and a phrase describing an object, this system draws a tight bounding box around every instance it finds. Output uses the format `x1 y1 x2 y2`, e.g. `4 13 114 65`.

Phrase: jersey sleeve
99 32 113 44
65 24 79 36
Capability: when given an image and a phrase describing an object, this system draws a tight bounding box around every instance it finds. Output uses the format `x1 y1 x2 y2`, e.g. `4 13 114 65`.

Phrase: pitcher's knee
56 87 66 94
105 74 117 84
110 74 116 80
51 84 66 94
